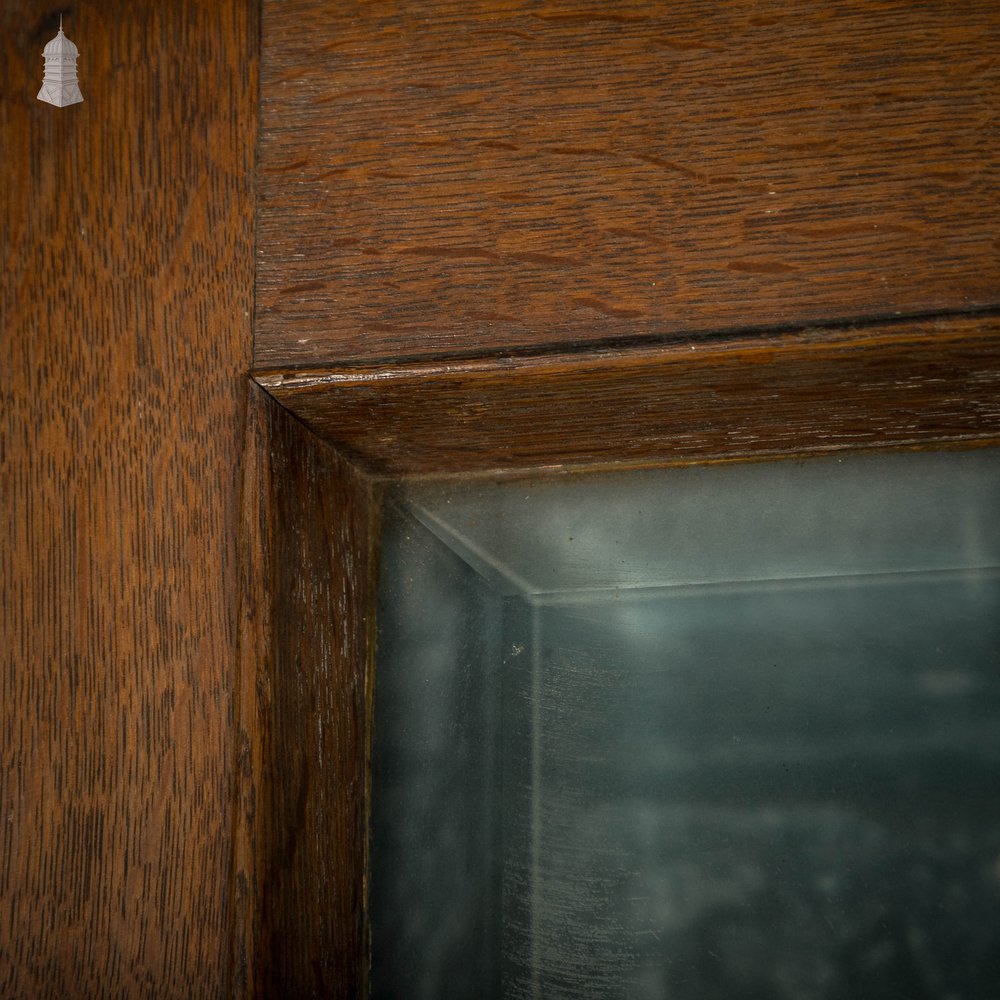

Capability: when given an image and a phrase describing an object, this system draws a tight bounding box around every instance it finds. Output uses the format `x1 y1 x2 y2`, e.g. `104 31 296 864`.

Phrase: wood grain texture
233 388 273 999
253 388 378 999
1 2 256 996
256 0 1000 368
256 315 1000 476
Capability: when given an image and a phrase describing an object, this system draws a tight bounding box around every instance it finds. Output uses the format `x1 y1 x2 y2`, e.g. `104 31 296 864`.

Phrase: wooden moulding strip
254 315 1000 477
242 387 379 999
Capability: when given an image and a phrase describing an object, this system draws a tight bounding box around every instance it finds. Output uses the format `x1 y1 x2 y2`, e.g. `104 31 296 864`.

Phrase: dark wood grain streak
233 388 273 1000
256 316 1000 477
1 2 256 995
252 389 378 999
256 0 1000 368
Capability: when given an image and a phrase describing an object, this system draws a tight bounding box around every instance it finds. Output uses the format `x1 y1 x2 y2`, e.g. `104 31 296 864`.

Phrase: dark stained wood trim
233 387 273 999
254 315 1000 478
242 387 379 999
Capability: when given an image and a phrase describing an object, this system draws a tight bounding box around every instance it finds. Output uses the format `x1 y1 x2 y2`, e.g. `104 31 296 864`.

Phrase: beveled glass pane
371 447 1000 999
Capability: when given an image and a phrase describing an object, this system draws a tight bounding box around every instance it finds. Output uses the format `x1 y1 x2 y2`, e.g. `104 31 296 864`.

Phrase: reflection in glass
371 448 1000 999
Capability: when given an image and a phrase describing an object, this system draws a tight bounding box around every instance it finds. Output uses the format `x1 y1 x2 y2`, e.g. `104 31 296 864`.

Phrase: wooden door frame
246 315 1000 997
248 3 1000 994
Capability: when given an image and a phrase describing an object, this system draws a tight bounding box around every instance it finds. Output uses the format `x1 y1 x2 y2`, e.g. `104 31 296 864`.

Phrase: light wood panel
1 2 256 995
256 0 1000 369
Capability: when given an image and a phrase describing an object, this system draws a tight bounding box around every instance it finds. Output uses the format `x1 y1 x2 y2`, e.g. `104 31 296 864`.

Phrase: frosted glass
371 447 1000 999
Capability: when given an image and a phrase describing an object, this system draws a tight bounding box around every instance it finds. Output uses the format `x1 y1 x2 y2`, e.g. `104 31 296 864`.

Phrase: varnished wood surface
257 314 1000 476
233 389 273 999
253 389 378 999
256 0 1000 369
1 2 256 996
